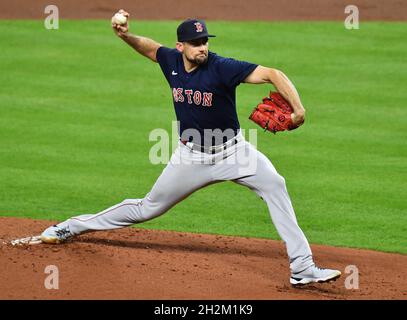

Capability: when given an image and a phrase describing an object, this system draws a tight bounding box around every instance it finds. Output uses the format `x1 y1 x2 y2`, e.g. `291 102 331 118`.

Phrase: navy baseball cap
177 19 216 42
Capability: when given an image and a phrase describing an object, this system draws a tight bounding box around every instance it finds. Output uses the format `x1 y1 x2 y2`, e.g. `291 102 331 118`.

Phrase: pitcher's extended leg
42 146 214 240
233 147 314 273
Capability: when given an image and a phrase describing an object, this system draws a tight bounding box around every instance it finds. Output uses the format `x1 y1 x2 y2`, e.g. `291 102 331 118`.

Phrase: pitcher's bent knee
262 173 287 193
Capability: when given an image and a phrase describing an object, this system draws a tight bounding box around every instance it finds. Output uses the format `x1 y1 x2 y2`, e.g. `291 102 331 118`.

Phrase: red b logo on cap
194 22 203 33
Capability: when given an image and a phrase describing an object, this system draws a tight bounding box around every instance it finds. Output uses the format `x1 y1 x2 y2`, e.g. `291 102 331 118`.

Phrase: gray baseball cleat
290 265 341 286
41 224 73 244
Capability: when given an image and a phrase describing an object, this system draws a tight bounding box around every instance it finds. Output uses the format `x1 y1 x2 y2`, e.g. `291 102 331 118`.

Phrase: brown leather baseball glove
249 91 299 133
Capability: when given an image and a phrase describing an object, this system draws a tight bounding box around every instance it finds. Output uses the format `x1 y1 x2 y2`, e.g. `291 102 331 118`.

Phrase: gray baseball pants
62 132 314 273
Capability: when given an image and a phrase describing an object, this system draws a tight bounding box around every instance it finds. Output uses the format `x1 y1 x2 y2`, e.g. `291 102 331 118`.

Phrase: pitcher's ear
176 42 184 53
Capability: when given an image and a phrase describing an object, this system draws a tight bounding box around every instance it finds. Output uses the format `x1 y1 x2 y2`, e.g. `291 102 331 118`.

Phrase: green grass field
0 21 406 254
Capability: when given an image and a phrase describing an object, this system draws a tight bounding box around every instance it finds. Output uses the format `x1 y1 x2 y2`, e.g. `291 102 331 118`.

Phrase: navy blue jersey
156 46 257 145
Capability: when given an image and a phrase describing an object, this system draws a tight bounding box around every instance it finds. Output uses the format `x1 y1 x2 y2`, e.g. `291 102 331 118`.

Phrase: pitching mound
0 217 406 299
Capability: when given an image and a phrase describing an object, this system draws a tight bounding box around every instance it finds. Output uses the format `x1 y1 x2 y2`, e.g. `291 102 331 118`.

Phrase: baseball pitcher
41 10 341 286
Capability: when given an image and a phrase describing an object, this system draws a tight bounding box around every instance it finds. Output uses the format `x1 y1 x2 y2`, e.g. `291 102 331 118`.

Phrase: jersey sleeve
156 46 178 82
216 57 258 88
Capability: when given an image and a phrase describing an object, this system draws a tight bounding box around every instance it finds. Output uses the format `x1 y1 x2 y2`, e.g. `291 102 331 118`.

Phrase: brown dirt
0 217 405 300
0 0 406 20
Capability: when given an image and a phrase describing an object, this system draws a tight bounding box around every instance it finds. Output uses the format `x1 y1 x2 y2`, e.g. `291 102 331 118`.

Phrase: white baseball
113 13 127 25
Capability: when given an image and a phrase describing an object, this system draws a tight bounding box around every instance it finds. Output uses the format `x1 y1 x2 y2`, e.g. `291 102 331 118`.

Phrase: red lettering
176 88 184 102
172 88 178 102
185 89 193 104
202 93 213 107
172 88 213 106
193 91 202 105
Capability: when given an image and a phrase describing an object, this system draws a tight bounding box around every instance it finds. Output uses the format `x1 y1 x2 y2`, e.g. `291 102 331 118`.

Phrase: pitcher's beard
187 54 208 66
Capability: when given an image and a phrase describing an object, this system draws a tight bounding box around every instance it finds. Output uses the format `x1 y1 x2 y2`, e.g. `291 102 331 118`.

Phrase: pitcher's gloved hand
249 91 302 133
